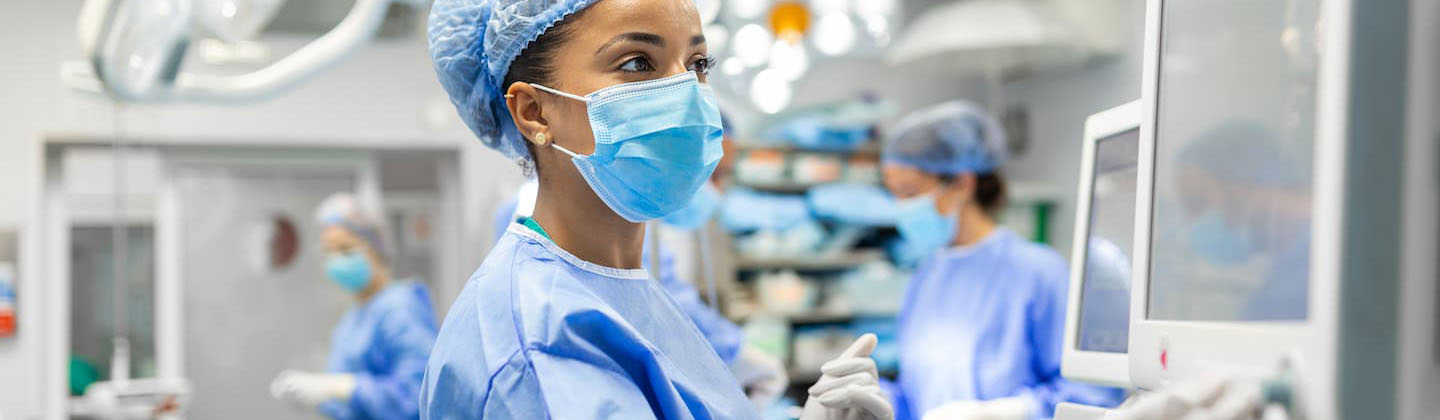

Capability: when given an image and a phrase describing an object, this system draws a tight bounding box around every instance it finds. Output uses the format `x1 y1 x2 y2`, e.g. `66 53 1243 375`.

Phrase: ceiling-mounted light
862 15 890 42
811 12 855 56
810 0 847 15
751 68 792 114
94 0 194 97
70 0 425 102
734 24 773 67
852 0 896 19
768 40 808 81
888 0 1087 70
768 1 811 42
722 56 746 76
192 0 287 42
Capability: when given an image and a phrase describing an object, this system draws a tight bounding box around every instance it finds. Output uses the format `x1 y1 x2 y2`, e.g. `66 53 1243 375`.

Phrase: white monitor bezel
1128 0 1347 400
1061 99 1141 388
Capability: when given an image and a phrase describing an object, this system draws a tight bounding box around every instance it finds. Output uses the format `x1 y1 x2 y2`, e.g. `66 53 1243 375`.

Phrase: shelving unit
731 141 882 156
729 180 820 194
713 138 903 403
735 308 895 326
712 139 1064 405
734 249 887 271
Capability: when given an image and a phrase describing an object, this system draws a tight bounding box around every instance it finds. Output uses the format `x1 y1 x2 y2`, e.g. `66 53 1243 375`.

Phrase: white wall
1002 0 1147 257
0 2 523 418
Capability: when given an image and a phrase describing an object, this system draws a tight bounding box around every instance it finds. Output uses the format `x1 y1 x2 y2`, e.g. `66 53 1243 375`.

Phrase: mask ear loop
530 83 590 103
929 176 965 240
525 82 589 159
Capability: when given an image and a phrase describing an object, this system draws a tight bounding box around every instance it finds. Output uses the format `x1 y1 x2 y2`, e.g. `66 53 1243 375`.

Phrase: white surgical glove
801 334 895 420
269 370 357 409
1105 375 1263 420
731 345 790 411
921 397 1032 420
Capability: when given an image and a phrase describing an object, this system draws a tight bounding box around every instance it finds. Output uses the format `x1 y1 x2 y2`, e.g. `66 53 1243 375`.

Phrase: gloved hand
731 345 790 411
801 334 894 420
921 397 1031 420
1106 375 1263 420
269 370 357 409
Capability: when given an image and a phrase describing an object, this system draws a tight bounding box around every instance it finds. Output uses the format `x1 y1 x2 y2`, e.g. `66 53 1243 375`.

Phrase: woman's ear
506 83 551 146
360 242 387 273
940 173 978 213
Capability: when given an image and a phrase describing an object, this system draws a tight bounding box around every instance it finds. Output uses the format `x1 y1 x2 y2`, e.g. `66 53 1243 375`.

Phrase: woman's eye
688 55 716 74
619 56 655 72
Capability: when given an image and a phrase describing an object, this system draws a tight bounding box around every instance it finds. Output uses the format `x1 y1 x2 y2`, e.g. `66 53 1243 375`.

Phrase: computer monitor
1130 0 1329 398
1062 100 1140 388
1127 1 1431 419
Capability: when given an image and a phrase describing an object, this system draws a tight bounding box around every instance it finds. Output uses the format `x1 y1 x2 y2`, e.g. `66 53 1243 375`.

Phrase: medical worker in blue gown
270 193 439 420
879 102 1123 420
488 178 789 411
422 0 892 418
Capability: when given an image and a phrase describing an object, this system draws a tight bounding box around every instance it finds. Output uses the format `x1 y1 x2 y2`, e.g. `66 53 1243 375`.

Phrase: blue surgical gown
419 225 758 420
321 281 439 420
490 198 744 363
650 243 745 363
884 229 1123 420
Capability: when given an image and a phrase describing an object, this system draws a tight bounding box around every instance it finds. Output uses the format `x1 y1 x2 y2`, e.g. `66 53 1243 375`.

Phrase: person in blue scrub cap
425 0 892 418
879 101 1122 420
270 193 438 420
1173 121 1311 321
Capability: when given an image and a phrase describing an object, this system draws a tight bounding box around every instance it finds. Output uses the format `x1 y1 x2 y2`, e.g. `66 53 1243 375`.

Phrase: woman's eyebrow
691 34 706 46
595 32 665 54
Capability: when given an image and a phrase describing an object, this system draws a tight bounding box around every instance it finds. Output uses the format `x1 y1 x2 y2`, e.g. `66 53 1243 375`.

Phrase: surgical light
811 0 847 15
853 0 896 19
768 1 811 41
734 24 774 67
722 56 747 76
768 40 809 81
812 12 856 56
193 0 287 42
70 0 422 103
751 68 792 114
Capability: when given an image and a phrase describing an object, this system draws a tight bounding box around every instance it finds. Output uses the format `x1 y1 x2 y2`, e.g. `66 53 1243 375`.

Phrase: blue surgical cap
428 0 598 167
882 101 1007 175
315 192 389 261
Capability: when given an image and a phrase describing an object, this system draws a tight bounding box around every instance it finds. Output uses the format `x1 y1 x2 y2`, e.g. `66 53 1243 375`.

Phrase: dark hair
944 171 1007 217
502 11 586 172
975 172 1007 217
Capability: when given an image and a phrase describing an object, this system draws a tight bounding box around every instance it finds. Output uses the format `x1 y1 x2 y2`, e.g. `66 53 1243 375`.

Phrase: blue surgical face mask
895 192 958 257
662 182 722 230
532 72 725 222
325 251 372 293
1187 212 1256 266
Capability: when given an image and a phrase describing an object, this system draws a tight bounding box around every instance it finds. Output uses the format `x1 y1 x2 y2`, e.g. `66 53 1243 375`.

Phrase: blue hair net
882 101 1007 175
428 0 597 167
314 192 389 261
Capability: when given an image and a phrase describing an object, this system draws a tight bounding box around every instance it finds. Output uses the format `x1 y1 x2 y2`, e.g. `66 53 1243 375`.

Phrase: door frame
153 149 380 381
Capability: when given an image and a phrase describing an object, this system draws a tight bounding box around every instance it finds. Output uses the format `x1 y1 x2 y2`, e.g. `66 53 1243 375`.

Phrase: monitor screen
1078 128 1139 353
1147 0 1319 322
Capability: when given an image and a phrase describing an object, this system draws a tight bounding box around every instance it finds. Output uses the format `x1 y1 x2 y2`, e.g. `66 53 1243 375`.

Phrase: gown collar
507 223 653 280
